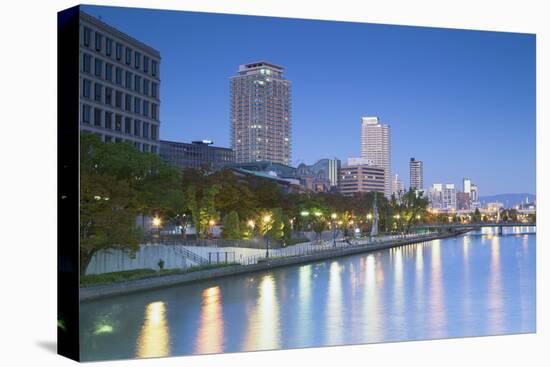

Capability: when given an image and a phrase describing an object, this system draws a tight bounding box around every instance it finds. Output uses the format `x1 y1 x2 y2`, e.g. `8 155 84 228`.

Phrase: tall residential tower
409 157 423 190
230 61 292 165
361 117 391 197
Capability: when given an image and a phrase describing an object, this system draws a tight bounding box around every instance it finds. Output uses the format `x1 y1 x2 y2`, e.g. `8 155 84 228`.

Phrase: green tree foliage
221 211 240 239
268 208 286 242
79 133 181 276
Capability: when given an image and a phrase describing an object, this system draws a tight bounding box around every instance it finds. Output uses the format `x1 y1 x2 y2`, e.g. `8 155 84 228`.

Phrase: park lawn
80 262 240 287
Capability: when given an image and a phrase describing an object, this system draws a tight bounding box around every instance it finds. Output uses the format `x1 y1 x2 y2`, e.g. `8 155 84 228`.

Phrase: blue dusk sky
82 5 536 196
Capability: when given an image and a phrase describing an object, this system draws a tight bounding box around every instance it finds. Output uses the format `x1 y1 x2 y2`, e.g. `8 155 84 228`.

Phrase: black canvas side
57 5 81 362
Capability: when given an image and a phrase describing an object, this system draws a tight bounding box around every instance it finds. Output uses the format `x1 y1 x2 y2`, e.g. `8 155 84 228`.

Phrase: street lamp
300 210 310 238
262 215 272 258
394 214 401 234
208 219 216 238
331 213 338 247
247 220 255 239
152 216 162 240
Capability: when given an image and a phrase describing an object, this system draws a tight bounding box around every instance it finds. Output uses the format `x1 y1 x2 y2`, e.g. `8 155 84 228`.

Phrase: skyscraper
463 177 472 194
361 117 391 197
391 173 405 200
230 61 292 165
79 11 161 153
409 157 423 190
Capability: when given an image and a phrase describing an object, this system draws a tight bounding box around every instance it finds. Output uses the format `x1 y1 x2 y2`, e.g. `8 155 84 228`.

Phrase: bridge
413 222 536 235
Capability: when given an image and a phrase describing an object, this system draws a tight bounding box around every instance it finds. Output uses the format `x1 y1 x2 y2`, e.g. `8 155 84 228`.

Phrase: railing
172 246 209 265
146 236 267 249
240 231 439 266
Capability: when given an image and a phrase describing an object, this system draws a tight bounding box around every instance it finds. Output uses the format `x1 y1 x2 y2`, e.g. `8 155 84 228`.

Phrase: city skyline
80 5 536 195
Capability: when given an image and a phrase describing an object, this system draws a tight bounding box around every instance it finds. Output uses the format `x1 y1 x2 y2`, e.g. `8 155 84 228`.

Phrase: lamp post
263 214 272 258
331 213 338 247
247 220 255 239
208 219 216 239
394 214 401 235
300 210 310 239
366 213 373 241
152 216 161 242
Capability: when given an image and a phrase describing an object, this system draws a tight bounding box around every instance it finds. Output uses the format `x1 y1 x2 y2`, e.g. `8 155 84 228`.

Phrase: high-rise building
409 157 423 190
428 183 444 210
361 117 391 197
296 158 341 191
391 174 406 200
159 140 234 171
230 61 292 165
470 184 480 207
463 177 472 194
456 192 471 210
79 12 161 153
442 184 457 211
338 163 386 197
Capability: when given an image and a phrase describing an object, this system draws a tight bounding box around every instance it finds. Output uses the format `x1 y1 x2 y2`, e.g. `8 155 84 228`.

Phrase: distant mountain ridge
479 193 536 207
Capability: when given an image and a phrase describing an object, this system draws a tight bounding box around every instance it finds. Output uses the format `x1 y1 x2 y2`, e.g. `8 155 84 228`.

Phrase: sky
82 5 536 196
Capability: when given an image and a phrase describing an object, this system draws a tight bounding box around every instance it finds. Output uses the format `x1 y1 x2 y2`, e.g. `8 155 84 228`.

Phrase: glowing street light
366 213 373 220
262 215 272 223
247 220 255 229
331 213 337 220
152 216 162 239
300 211 310 217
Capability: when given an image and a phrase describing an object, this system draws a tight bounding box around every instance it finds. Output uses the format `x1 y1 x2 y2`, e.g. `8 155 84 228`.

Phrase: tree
472 208 482 222
267 208 286 243
221 211 240 239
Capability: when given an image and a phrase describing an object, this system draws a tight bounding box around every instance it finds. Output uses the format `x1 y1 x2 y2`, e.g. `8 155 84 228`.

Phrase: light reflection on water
80 228 536 361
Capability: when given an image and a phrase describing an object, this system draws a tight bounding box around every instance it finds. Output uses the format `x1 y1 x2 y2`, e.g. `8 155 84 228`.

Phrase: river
79 226 536 361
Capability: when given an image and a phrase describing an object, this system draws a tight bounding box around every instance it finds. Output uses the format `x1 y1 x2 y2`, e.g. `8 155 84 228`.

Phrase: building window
94 83 102 102
105 111 113 129
106 38 113 56
95 32 102 51
151 82 158 99
94 58 103 78
82 79 91 98
134 97 141 114
134 120 141 136
115 137 122 143
143 79 150 96
143 143 150 153
125 47 132 65
125 94 132 111
115 114 122 131
105 63 113 81
82 104 91 124
151 145 158 154
105 87 112 105
125 117 132 134
82 53 91 73
152 60 158 77
116 43 122 60
143 122 149 139
135 52 141 69
134 141 141 150
105 135 112 143
151 124 158 140
143 101 149 117
125 71 133 90
134 75 141 93
143 56 149 73
83 27 91 47
115 91 122 108
115 67 122 85
94 108 102 127
152 103 158 120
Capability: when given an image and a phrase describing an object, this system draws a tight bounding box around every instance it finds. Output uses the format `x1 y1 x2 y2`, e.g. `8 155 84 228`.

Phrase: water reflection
296 265 313 345
429 240 446 338
326 261 343 345
136 301 170 358
488 236 504 334
195 286 224 354
364 255 382 341
243 275 281 351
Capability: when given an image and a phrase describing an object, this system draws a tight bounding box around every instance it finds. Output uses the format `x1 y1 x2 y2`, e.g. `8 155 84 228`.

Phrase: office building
159 140 234 170
463 177 472 194
338 163 386 197
360 117 391 197
230 61 292 165
296 158 341 192
428 183 444 210
456 191 471 210
391 173 406 200
409 157 423 190
79 12 161 153
442 184 457 211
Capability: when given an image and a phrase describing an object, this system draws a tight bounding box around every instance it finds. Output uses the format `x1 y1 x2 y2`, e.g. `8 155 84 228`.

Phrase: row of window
81 104 158 140
82 79 158 120
82 53 158 100
82 26 158 77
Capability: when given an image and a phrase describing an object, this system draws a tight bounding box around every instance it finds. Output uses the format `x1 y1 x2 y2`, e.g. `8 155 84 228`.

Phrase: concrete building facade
360 117 391 197
79 12 161 153
338 164 386 196
230 61 292 165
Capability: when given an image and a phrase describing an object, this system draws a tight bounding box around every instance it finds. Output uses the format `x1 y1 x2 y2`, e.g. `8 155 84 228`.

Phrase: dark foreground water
80 227 536 361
